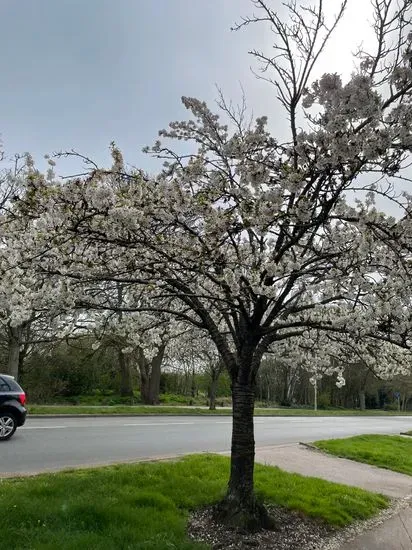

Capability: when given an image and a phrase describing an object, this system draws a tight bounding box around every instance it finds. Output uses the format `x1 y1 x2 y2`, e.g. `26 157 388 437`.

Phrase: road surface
1 415 412 475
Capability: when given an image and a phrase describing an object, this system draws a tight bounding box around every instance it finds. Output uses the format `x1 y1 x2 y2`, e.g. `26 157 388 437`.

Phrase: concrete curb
24 414 348 420
0 451 201 479
27 412 412 419
26 413 356 419
1 445 300 479
298 441 322 451
0 444 303 480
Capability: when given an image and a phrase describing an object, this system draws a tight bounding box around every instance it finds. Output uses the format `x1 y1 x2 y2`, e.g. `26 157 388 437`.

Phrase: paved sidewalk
255 443 412 498
339 502 412 549
254 443 412 549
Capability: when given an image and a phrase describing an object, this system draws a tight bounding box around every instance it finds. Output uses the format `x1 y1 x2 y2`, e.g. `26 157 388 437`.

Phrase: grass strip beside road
28 404 412 416
28 405 230 415
1 454 387 550
314 435 412 476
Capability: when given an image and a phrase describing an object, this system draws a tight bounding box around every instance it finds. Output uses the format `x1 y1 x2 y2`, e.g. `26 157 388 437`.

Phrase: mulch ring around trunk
187 505 336 550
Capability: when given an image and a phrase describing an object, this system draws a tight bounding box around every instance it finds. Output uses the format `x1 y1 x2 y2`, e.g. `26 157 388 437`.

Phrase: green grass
46 392 213 407
0 455 387 549
28 404 412 416
28 405 231 415
314 434 412 476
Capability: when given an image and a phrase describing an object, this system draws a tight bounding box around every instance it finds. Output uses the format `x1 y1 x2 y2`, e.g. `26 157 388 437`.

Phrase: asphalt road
1 415 412 476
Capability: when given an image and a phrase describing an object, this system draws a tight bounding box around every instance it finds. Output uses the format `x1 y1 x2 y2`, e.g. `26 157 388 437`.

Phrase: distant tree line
2 334 409 412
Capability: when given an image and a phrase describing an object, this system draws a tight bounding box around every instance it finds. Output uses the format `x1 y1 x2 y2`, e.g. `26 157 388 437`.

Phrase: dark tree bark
209 374 218 410
114 283 134 398
118 350 134 398
6 325 21 380
147 345 164 404
206 324 278 532
281 366 289 404
215 376 276 531
139 345 165 405
208 360 224 410
359 390 366 411
18 342 29 380
358 369 370 410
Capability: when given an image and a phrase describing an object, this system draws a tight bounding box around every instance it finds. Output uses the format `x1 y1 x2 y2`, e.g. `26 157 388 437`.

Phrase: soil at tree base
188 504 335 549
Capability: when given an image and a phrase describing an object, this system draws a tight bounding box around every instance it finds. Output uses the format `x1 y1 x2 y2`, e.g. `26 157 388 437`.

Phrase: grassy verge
1 454 387 550
43 392 222 408
28 404 412 416
28 405 230 415
314 435 412 476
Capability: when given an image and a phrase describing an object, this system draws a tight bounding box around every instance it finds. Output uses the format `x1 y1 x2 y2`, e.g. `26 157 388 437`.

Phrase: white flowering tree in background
166 327 225 409
0 157 32 377
84 282 181 402
0 156 71 379
4 0 412 531
270 328 412 410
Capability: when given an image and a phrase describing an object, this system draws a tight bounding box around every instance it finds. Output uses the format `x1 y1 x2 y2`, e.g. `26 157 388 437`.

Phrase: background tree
167 328 226 409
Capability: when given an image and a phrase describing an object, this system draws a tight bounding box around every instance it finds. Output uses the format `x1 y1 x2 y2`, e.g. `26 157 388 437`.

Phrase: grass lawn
314 434 412 476
1 455 387 550
28 404 412 416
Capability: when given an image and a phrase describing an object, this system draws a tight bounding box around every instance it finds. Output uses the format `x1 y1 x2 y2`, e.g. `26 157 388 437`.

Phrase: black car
0 374 27 441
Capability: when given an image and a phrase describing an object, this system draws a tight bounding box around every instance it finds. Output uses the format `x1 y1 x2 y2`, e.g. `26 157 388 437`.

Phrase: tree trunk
118 350 134 398
139 345 165 405
215 380 276 532
18 349 26 380
191 366 196 398
7 326 21 380
282 367 289 404
209 373 218 410
18 331 31 382
148 345 164 405
359 390 366 411
140 370 149 403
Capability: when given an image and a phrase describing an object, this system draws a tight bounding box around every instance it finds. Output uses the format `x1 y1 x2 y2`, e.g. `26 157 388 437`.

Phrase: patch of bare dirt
187 505 336 550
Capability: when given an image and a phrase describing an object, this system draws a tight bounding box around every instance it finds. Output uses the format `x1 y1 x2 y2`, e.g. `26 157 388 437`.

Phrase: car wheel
0 413 17 441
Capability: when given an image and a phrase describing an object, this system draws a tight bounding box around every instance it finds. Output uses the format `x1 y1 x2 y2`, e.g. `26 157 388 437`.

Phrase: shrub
317 392 331 410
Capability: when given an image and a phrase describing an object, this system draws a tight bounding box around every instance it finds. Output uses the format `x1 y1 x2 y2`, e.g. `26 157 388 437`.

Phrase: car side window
6 379 21 391
0 377 11 391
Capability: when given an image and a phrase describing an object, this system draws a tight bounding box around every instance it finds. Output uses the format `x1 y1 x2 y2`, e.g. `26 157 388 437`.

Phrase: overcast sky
0 1 374 174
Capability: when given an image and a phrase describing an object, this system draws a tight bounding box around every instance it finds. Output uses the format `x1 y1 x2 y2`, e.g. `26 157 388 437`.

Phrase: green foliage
21 339 140 403
22 341 118 402
314 435 412 476
160 371 231 403
196 370 231 398
383 402 399 411
0 455 387 549
317 392 332 410
160 393 194 405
